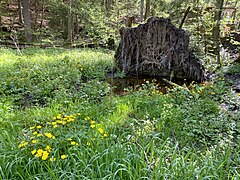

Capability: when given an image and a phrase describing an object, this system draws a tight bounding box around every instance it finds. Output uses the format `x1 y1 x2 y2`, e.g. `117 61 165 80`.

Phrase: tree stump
115 17 205 82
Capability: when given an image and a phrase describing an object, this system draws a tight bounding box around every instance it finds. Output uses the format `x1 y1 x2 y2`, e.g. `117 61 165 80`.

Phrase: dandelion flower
44 133 54 138
30 126 35 130
68 138 73 141
31 149 37 155
61 155 67 159
56 114 62 119
45 145 51 152
53 125 58 128
18 141 29 148
70 141 78 146
33 131 38 135
37 134 42 137
103 133 108 137
98 128 104 134
41 151 49 160
31 139 38 144
90 124 96 128
71 141 76 145
50 157 56 162
90 121 95 124
52 122 57 125
37 125 42 129
35 149 43 157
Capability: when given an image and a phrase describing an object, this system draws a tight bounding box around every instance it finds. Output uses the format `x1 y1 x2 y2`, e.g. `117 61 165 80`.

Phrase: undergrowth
0 48 239 179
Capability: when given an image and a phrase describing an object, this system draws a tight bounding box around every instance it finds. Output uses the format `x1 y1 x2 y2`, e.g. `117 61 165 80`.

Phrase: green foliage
0 48 239 179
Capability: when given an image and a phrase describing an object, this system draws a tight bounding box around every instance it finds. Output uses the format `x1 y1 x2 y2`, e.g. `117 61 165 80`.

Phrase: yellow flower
44 133 54 138
70 141 78 146
42 151 49 160
90 121 95 124
85 116 90 121
37 134 42 137
56 114 62 119
18 141 29 148
86 142 91 146
67 138 73 141
50 157 56 162
62 121 66 125
37 125 42 129
33 131 38 135
45 146 51 152
90 124 96 128
52 122 57 125
67 118 74 122
53 116 56 120
98 128 104 134
53 125 58 128
30 126 35 130
31 139 38 144
103 133 108 137
56 120 63 124
61 155 67 159
210 92 215 94
31 149 37 155
35 149 43 157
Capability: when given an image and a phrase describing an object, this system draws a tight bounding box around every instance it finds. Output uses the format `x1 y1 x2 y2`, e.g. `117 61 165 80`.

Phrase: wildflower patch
18 113 109 161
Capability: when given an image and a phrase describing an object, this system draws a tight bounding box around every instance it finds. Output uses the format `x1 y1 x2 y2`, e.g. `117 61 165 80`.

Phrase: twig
162 78 189 91
179 6 191 29
10 35 22 56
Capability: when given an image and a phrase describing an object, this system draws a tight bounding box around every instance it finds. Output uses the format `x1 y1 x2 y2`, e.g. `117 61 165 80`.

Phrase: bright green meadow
0 48 239 179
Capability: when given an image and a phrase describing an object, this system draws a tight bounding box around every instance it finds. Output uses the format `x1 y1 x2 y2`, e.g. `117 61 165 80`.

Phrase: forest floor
0 47 239 179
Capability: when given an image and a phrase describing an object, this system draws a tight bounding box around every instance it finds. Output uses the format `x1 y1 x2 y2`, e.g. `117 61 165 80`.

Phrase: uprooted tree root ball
115 17 205 82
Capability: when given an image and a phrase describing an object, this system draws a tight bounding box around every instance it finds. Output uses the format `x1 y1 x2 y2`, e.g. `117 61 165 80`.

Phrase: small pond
107 76 190 95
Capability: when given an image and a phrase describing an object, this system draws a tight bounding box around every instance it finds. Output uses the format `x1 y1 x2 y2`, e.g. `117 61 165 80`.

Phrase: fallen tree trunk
115 17 205 82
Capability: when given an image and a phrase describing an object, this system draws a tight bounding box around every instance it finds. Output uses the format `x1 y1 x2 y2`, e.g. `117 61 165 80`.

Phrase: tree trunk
21 0 32 42
144 0 150 20
140 0 144 22
67 0 72 45
213 0 224 69
18 0 23 24
0 0 2 26
40 0 45 28
33 0 39 29
105 0 113 17
115 17 205 82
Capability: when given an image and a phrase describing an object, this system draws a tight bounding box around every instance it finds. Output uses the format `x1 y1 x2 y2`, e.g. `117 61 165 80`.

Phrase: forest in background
0 0 239 69
1 1 240 179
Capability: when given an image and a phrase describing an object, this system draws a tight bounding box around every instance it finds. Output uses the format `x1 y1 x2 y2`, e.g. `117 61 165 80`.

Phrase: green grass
0 48 239 179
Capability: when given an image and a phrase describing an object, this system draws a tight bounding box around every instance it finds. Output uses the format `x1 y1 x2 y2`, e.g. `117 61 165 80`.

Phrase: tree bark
0 0 2 26
105 0 113 17
140 0 144 22
213 0 224 69
67 0 72 45
144 0 150 20
18 0 23 24
21 0 32 42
